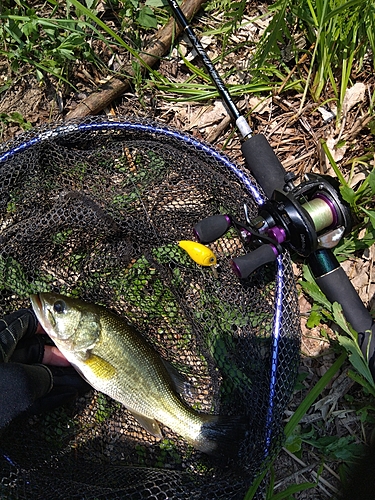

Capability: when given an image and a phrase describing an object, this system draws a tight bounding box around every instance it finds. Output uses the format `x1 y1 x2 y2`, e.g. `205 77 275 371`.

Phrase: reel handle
231 244 278 279
193 215 231 244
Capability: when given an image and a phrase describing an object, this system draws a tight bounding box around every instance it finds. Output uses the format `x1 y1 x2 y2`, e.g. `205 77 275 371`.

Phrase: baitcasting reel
193 173 352 279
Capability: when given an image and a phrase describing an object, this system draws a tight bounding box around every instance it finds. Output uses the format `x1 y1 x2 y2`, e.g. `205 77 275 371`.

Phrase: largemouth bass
30 292 241 456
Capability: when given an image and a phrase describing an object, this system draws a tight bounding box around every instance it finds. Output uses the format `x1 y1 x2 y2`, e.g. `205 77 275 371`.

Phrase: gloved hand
0 308 90 429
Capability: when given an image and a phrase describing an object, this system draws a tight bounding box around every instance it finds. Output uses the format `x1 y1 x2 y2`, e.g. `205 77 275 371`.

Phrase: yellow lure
178 240 217 266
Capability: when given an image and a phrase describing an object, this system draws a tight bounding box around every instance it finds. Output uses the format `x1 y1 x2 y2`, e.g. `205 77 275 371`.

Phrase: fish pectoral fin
83 354 116 380
130 411 163 440
160 358 194 398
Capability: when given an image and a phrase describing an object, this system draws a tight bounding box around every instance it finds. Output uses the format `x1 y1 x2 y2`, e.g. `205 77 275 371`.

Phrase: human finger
42 345 70 367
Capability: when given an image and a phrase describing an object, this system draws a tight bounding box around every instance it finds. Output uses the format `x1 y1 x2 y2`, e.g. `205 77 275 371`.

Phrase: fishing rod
166 0 375 378
167 0 251 138
167 0 287 197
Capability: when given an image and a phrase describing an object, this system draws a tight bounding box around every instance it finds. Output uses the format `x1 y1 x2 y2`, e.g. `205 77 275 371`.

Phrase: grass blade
271 480 317 499
284 352 347 439
67 0 154 73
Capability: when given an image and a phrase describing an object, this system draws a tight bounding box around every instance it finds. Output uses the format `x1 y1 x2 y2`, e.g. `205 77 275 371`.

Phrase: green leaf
294 371 309 391
300 273 332 310
36 68 44 81
368 169 375 193
56 48 76 59
284 433 302 454
68 0 155 73
284 352 347 439
332 302 375 387
361 208 375 230
304 434 364 462
340 185 356 205
320 140 348 187
137 6 158 29
337 334 373 385
146 0 166 6
306 308 323 328
22 19 38 37
271 481 317 500
348 369 375 398
331 302 353 335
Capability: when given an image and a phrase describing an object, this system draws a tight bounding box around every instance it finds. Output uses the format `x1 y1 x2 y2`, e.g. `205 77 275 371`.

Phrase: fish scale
95 311 200 437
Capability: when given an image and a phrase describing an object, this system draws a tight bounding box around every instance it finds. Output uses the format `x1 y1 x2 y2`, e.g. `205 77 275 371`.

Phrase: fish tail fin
194 414 246 458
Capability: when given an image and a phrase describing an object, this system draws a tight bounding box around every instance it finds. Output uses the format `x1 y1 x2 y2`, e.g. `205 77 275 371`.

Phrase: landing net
0 117 301 499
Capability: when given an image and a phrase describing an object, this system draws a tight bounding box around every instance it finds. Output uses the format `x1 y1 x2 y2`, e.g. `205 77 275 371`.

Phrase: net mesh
0 117 301 499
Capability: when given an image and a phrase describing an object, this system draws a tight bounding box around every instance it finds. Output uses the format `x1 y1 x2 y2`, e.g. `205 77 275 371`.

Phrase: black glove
0 308 43 363
0 309 90 429
29 364 90 416
0 362 52 428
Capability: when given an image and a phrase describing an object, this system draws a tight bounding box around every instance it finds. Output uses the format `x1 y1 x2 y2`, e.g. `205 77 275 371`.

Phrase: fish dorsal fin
130 411 163 439
83 354 117 380
160 358 193 398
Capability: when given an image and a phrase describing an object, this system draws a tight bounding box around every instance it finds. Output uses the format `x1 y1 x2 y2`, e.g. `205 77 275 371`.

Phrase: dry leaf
189 101 227 129
325 135 347 163
249 96 272 115
349 171 367 188
342 82 366 116
200 36 213 49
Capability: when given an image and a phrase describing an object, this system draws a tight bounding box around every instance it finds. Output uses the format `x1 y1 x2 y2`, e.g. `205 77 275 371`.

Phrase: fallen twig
67 0 206 119
282 447 340 496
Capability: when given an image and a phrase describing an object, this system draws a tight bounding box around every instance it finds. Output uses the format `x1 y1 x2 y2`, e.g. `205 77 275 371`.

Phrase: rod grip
241 134 287 198
309 250 373 333
308 249 375 379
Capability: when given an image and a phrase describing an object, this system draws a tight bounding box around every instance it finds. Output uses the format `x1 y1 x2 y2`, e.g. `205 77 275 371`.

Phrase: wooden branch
67 0 206 119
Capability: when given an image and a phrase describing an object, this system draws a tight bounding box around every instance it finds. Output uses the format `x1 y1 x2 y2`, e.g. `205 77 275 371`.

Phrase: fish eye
53 300 66 314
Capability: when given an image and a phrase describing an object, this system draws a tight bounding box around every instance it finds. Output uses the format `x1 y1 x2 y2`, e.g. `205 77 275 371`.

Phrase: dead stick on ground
282 447 340 495
67 0 206 119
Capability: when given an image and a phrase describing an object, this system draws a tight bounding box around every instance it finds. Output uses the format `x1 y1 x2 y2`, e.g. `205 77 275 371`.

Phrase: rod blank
166 0 252 139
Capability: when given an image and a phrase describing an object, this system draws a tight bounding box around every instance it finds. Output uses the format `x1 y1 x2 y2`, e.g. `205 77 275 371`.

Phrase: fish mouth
30 293 56 338
30 293 43 316
30 293 47 331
